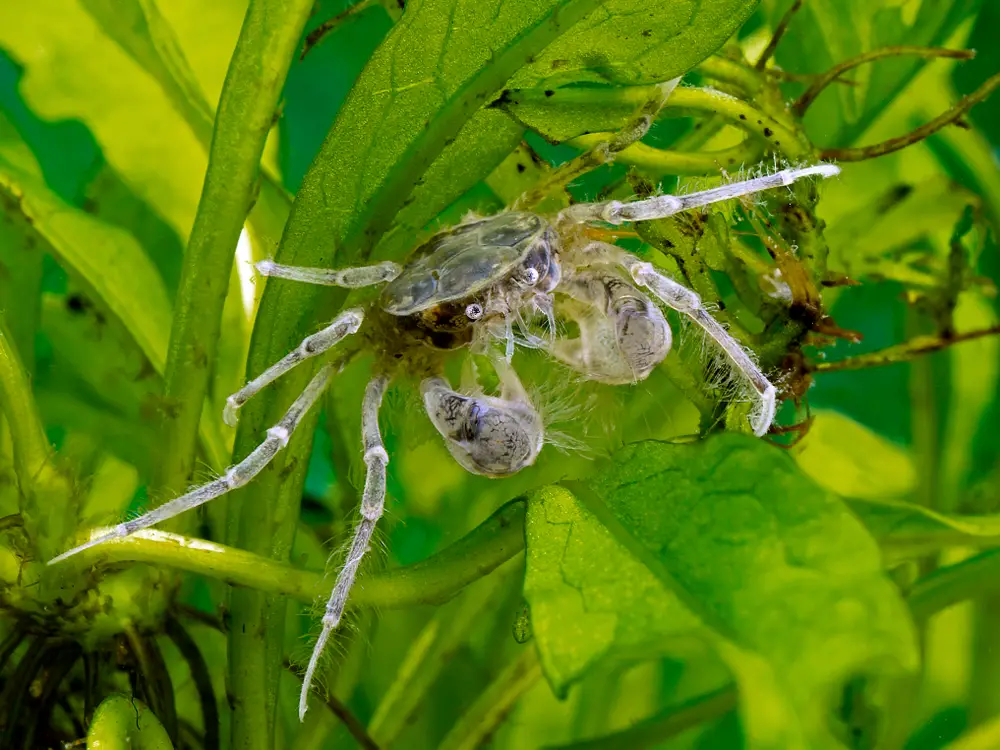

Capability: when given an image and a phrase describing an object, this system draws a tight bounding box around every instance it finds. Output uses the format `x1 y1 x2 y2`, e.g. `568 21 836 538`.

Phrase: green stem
564 135 763 176
437 646 542 750
819 71 1000 162
0 316 49 487
908 547 1000 623
0 315 75 559
141 1 314 747
545 685 737 750
368 557 519 746
793 46 974 117
62 498 525 609
810 326 1000 373
155 0 311 506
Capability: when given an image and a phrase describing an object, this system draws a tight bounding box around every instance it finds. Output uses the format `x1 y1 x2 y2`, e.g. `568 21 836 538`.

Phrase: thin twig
819 70 1000 162
283 660 380 750
754 0 802 70
810 325 1000 373
795 46 975 116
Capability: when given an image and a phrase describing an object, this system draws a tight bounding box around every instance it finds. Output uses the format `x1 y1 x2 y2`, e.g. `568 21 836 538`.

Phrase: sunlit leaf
586 436 918 748
792 410 917 500
0 0 210 236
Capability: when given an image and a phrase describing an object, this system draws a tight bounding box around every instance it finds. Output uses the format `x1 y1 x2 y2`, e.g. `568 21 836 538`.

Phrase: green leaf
584 436 917 748
507 0 760 89
373 108 525 261
40 291 160 435
771 0 982 146
824 177 977 287
78 0 217 145
524 485 704 698
792 410 917 500
848 497 1000 563
0 162 172 376
0 0 217 236
0 152 228 471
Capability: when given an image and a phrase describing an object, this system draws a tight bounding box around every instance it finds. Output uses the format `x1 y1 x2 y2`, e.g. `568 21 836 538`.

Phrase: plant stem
809 326 1000 373
908 547 1000 623
793 46 975 116
0 315 75 559
154 0 310 508
0 316 49 491
819 72 1000 162
437 646 542 750
564 136 762 176
754 0 803 70
64 498 526 608
544 685 737 750
144 2 313 747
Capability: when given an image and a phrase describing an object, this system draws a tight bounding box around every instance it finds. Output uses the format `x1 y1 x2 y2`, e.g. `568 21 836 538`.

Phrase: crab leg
622 255 776 436
48 363 338 565
299 375 390 720
559 163 840 225
256 259 402 287
224 308 363 426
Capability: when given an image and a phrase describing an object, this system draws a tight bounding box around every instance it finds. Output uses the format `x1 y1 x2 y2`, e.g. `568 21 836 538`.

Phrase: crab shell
378 212 561 347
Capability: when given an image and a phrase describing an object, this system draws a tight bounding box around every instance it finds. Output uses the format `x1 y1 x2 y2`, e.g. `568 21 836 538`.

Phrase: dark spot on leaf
738 114 746 120
544 89 554 97
66 294 87 314
641 29 652 37
756 120 762 125
516 163 526 173
716 299 726 311
774 141 780 146
763 127 773 137
279 458 298 480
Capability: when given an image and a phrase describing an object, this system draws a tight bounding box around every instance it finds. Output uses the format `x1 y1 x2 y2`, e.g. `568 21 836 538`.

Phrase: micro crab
50 161 840 718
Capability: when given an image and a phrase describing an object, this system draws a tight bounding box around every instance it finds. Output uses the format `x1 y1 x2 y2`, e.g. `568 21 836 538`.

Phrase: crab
49 161 840 718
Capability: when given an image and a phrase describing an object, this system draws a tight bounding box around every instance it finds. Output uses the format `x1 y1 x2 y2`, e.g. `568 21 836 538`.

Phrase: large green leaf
526 436 919 749
0 0 223 237
525 485 705 697
508 0 760 89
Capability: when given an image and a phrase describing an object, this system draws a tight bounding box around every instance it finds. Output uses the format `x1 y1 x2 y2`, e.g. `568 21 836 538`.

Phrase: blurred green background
0 0 999 748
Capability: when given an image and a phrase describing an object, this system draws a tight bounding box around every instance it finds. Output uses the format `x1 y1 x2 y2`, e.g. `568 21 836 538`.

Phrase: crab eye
520 267 540 286
465 303 484 321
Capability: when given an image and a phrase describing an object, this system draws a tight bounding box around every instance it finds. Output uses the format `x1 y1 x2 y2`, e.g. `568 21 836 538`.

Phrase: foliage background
0 0 998 748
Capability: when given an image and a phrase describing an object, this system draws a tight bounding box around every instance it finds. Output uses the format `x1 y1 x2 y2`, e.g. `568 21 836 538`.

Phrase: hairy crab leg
559 163 841 225
621 253 776 436
48 363 339 565
299 375 390 720
256 259 402 287
224 308 363 426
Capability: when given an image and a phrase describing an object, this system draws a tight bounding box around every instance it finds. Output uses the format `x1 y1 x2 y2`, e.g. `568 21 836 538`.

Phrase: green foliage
0 0 999 749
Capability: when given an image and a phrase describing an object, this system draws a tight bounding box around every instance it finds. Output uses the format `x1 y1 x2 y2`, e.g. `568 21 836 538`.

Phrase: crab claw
421 377 543 477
